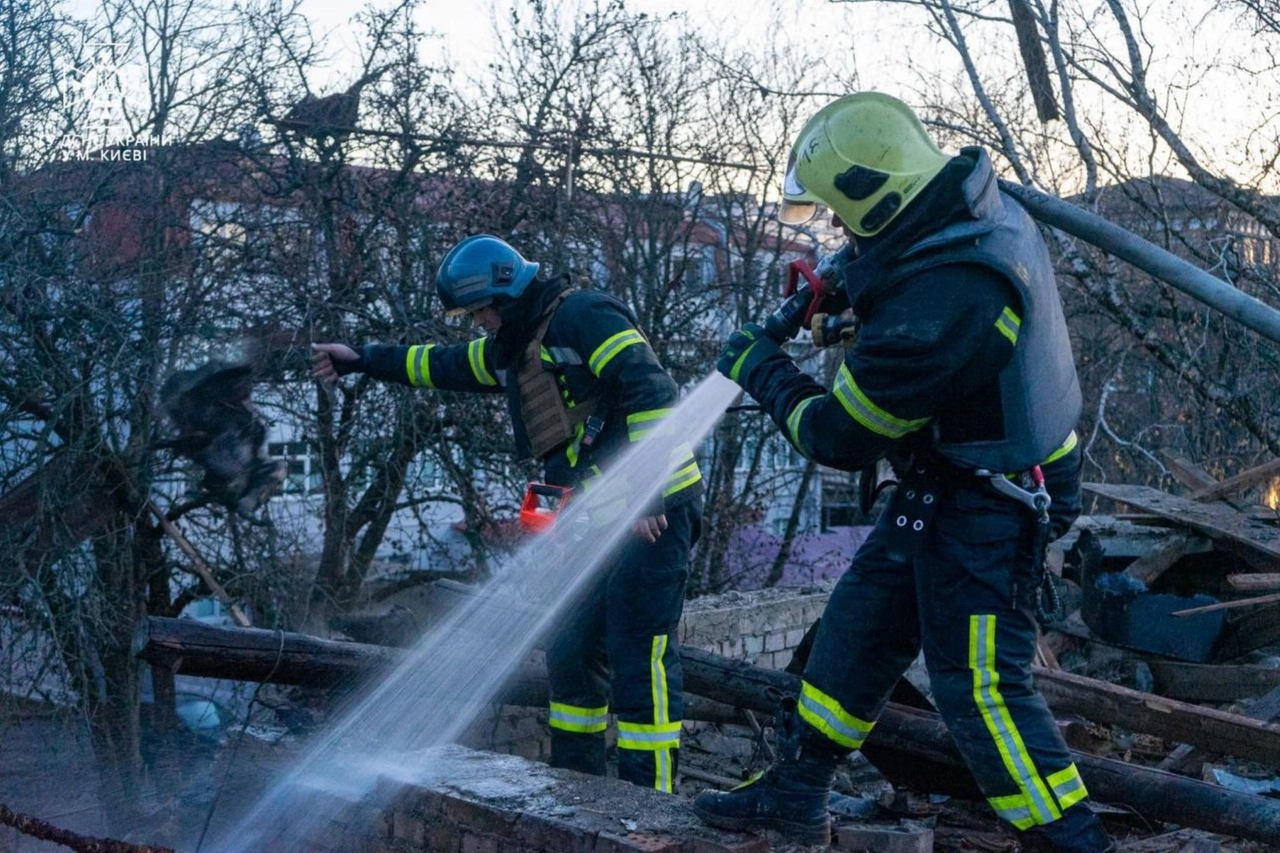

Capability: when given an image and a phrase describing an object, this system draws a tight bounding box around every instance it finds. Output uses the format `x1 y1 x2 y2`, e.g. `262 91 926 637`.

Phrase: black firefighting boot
549 730 607 777
1017 804 1114 853
691 697 840 845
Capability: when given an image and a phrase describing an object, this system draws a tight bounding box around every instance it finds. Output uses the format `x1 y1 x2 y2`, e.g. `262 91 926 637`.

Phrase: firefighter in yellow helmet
697 93 1110 852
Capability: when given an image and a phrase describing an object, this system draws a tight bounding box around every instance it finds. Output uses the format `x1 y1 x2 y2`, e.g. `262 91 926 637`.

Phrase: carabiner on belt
974 464 1052 518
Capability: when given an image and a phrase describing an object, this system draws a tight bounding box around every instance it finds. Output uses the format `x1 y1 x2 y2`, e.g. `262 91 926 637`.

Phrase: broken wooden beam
145 501 250 627
679 647 1280 844
1056 516 1212 560
1147 660 1280 703
1083 482 1280 567
0 803 179 853
1218 603 1280 661
1191 459 1280 503
1161 682 1280 774
1175 593 1280 616
132 618 1280 843
1227 573 1280 593
1029 666 1280 768
133 616 401 686
136 617 1280 767
1124 532 1194 586
131 617 744 723
1163 454 1223 493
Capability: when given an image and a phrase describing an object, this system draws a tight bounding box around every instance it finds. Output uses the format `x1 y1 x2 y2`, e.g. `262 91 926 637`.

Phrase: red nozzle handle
786 259 836 329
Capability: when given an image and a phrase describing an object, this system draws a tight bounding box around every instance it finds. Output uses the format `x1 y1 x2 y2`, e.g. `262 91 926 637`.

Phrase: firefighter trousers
798 450 1104 842
545 500 700 792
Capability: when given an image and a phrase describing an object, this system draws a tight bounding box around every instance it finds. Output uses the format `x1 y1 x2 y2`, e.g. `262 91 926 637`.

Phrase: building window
820 471 858 531
672 246 716 289
267 441 322 494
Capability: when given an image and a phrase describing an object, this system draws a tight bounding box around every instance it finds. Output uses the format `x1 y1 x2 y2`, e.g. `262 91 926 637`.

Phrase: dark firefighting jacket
746 148 1081 473
354 278 702 511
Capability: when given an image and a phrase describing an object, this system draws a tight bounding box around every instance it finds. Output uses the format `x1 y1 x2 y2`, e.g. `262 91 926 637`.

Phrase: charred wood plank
1218 603 1280 661
136 617 1280 766
1162 455 1224 493
131 617 744 722
133 616 400 687
0 803 178 853
1147 660 1280 703
132 618 1280 842
1227 573 1280 593
1124 532 1195 586
1161 682 1280 773
1030 666 1280 768
679 647 1280 844
1083 483 1280 567
1191 459 1280 503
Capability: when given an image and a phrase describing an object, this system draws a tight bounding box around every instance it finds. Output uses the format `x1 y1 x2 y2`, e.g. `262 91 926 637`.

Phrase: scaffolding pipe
999 179 1280 346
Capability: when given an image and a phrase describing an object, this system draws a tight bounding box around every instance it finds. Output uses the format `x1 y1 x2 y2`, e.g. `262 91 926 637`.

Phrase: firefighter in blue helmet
313 235 701 792
693 93 1112 852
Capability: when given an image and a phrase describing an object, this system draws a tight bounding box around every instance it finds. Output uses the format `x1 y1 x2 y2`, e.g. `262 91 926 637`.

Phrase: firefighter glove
717 323 782 394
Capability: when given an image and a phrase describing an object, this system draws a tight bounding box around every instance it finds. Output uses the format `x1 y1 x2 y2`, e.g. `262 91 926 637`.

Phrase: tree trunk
765 458 815 587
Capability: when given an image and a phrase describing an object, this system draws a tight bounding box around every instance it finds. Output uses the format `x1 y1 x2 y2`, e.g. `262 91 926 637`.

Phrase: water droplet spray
204 373 743 853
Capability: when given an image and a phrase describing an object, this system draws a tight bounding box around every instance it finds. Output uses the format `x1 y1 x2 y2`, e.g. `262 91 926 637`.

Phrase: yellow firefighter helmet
781 92 950 237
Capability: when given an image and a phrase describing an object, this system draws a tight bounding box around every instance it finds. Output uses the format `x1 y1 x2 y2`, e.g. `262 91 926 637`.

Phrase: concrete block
509 739 544 761
764 633 785 653
442 797 517 837
773 649 794 671
785 628 807 648
687 837 771 853
391 812 426 846
593 831 681 852
366 841 414 853
744 635 764 654
836 821 933 852
460 833 499 853
426 820 461 852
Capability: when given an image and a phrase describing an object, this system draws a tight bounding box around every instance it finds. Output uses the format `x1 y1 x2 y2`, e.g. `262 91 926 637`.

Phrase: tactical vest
881 153 1082 472
516 293 597 460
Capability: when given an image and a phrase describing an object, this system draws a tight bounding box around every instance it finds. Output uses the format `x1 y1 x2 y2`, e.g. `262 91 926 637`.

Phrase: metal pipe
998 179 1280 346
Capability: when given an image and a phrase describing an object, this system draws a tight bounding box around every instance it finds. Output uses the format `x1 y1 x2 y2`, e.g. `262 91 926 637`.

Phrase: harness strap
518 293 598 459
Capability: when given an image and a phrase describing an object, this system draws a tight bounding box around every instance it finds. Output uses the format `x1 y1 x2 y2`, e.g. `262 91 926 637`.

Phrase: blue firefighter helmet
435 234 540 316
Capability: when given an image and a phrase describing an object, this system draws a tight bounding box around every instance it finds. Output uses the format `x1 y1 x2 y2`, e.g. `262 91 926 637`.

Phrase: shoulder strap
516 293 597 459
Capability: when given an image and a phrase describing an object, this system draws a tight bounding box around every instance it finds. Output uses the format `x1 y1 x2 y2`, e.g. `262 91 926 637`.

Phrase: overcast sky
58 0 1274 186
294 0 847 80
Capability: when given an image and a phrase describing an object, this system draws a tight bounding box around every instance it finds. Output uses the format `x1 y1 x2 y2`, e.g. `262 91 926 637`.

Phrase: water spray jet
201 373 743 853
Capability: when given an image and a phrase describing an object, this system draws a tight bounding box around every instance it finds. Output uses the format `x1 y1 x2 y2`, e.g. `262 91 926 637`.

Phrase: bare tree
822 0 1280 497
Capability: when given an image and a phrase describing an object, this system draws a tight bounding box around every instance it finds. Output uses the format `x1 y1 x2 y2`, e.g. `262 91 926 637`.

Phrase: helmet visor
780 150 819 224
779 200 818 225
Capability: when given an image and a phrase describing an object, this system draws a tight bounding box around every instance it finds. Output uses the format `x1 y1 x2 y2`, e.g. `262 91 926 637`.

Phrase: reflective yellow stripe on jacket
995 306 1021 346
467 338 497 387
1043 430 1078 466
405 345 435 388
624 408 702 498
832 364 930 439
625 408 673 442
588 330 645 376
786 395 822 457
